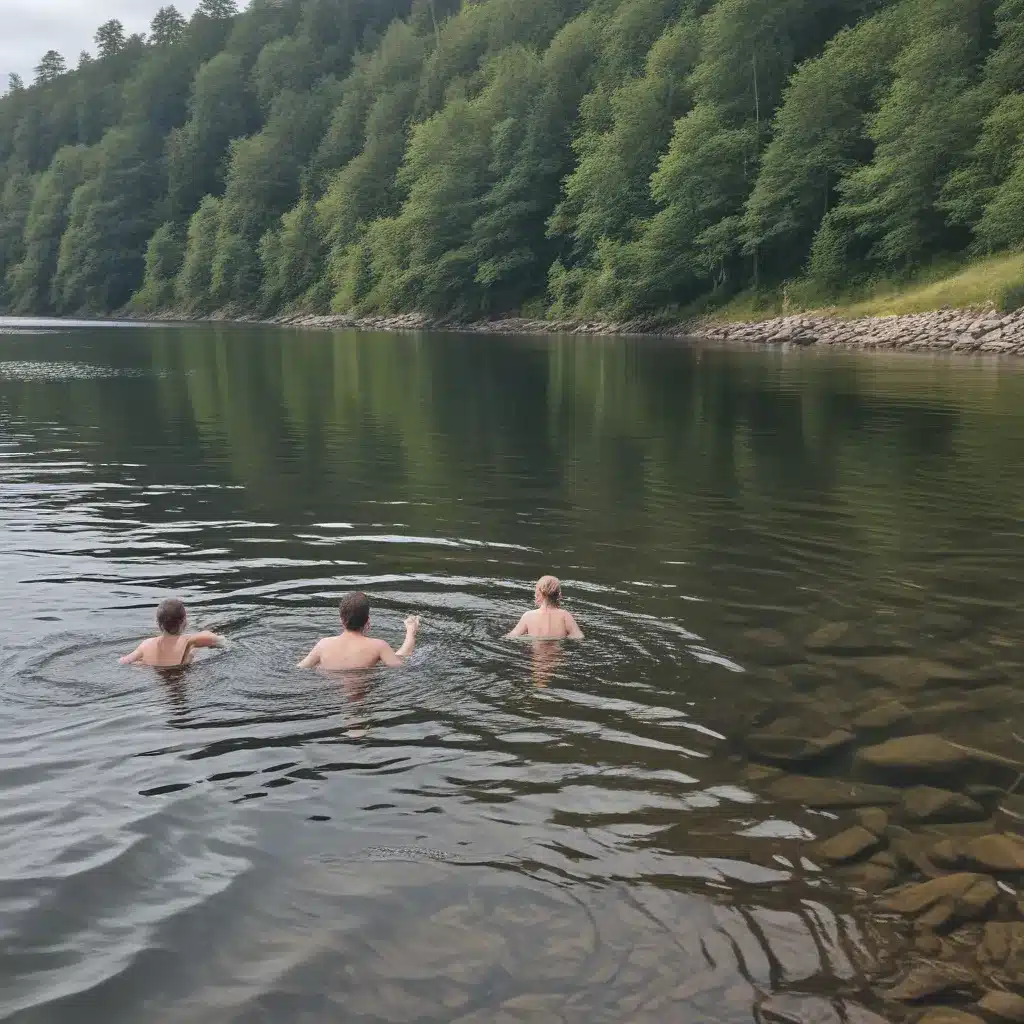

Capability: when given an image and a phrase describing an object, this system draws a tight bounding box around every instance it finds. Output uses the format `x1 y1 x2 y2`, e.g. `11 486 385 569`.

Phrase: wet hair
339 591 371 632
157 598 187 635
536 575 562 606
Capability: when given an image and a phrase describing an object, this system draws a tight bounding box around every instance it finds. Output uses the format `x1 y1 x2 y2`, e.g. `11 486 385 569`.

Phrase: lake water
2 321 1024 1023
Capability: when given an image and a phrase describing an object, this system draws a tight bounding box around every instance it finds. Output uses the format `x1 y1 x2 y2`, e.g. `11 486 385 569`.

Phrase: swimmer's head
157 598 187 636
535 575 562 607
339 591 371 633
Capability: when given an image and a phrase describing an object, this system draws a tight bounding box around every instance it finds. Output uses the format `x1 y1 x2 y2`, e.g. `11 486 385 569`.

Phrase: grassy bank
710 253 1024 323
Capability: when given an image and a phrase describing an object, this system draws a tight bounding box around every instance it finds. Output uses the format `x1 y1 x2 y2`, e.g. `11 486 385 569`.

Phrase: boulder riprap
855 734 1021 786
879 873 999 930
902 786 988 824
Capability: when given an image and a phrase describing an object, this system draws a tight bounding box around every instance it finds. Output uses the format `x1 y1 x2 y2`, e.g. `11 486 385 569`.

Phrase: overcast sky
2 0 201 88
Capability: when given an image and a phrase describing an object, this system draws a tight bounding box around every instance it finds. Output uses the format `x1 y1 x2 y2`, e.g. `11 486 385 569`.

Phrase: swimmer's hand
403 615 420 634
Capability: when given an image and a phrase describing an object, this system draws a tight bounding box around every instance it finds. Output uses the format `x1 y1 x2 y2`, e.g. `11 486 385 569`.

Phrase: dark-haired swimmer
119 598 227 667
297 592 419 671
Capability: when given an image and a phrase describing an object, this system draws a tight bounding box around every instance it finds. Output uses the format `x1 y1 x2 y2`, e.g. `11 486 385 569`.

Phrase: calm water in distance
2 320 1023 1023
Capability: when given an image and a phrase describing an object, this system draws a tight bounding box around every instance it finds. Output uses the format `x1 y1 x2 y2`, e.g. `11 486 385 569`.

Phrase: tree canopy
0 0 1022 318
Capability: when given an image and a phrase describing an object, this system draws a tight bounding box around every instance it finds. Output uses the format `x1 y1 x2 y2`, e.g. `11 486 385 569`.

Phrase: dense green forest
1 0 1022 321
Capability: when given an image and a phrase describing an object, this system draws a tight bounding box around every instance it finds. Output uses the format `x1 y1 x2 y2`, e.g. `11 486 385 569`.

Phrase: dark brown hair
339 591 371 632
157 598 187 635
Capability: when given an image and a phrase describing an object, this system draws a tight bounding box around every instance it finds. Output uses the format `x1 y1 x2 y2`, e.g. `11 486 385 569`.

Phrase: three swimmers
120 576 581 670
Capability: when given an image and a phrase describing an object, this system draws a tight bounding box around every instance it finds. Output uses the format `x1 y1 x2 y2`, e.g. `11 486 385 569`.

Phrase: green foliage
6 146 92 312
813 0 992 276
151 7 187 46
132 222 185 310
176 196 222 310
3 0 1024 318
743 4 907 277
52 125 163 312
34 51 67 84
95 20 126 59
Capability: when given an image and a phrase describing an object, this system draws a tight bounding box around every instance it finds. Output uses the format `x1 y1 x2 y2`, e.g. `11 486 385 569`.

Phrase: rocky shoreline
262 306 1024 355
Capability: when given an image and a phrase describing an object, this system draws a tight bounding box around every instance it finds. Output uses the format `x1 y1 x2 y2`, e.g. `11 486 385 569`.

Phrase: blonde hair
536 575 562 606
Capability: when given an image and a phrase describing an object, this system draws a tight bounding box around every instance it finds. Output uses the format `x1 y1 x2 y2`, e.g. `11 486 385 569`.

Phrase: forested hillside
1 0 1022 321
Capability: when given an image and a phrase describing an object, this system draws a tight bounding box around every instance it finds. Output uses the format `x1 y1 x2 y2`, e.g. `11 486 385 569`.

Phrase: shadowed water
2 321 1024 1023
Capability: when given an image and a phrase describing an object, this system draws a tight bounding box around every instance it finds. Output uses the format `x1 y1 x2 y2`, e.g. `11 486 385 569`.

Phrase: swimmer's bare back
120 631 225 668
506 607 584 640
297 615 420 671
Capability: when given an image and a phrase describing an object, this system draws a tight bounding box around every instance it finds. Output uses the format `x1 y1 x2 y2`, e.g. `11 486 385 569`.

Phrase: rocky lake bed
719 618 1024 1023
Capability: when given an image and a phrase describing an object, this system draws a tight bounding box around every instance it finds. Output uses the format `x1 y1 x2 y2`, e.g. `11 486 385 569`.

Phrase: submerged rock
815 825 884 864
746 728 854 767
916 1012 985 1024
855 734 1021 786
979 922 1024 974
879 872 999 930
932 834 1024 874
902 786 988 824
978 990 1024 1022
853 656 969 689
856 807 890 836
852 699 911 732
882 962 980 1002
767 774 902 808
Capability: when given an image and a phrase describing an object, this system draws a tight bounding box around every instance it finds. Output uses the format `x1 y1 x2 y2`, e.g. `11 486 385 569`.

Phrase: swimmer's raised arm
297 639 324 670
188 631 227 649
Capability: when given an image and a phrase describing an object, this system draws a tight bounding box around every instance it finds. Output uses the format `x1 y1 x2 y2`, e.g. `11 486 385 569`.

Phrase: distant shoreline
134 307 1024 356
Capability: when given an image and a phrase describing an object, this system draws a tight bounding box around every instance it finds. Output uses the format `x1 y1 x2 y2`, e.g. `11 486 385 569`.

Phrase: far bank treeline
1 0 1023 321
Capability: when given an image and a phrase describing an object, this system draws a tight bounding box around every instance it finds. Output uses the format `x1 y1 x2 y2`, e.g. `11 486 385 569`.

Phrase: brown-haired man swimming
297 592 419 671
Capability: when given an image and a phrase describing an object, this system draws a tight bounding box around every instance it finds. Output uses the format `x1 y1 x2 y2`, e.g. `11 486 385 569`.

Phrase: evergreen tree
151 6 188 46
7 74 24 93
95 20 126 59
34 51 67 84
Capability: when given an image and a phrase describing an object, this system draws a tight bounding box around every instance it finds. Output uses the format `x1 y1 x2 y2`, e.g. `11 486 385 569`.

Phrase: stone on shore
902 786 988 824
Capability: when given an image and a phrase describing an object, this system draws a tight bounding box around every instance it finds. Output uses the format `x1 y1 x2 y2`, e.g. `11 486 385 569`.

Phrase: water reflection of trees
5 327 1024 627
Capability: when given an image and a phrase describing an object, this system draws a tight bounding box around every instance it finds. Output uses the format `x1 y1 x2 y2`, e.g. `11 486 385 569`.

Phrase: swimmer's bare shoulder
559 609 584 640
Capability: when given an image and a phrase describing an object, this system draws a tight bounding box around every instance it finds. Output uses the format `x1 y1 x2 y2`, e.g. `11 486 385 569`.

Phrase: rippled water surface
3 321 1024 1023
